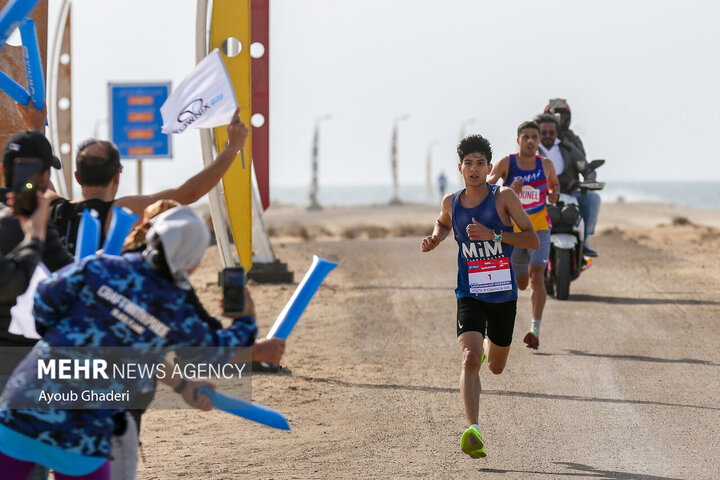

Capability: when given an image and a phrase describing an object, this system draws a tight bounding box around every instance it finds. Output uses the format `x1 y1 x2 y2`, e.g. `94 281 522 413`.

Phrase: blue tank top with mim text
452 184 517 303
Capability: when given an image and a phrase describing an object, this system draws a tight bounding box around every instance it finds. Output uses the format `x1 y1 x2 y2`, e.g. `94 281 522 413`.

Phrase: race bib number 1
468 257 512 294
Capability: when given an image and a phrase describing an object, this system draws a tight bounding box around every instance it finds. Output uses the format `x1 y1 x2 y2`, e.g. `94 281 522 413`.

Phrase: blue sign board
108 82 171 159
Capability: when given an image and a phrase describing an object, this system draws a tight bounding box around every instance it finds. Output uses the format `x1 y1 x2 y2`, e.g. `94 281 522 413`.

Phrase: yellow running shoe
470 447 487 458
460 426 486 458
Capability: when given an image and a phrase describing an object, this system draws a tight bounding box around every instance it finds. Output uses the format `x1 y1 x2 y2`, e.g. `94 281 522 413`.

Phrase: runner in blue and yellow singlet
488 121 559 350
421 134 539 459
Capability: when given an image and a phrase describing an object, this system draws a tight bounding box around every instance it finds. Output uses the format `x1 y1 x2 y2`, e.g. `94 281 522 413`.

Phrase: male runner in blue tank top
421 134 539 459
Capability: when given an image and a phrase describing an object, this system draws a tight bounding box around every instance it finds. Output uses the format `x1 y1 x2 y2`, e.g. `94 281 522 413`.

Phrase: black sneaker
583 245 598 257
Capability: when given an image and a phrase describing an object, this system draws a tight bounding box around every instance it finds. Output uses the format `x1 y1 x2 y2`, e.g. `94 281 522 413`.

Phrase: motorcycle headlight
561 205 580 225
548 204 562 225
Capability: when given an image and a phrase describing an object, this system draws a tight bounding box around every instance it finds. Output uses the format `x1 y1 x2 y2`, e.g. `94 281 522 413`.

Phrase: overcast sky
49 0 720 198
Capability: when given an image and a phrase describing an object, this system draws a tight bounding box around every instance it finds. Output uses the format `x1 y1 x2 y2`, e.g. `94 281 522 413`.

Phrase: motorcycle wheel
555 248 572 300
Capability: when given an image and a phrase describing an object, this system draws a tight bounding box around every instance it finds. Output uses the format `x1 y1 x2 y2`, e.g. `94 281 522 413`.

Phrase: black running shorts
456 297 517 347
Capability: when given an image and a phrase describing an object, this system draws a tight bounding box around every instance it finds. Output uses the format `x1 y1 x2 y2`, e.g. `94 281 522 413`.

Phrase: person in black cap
0 130 74 344
0 130 73 480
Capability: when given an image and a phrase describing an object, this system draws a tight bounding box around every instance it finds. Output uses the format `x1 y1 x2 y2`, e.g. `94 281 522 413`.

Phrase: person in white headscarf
0 206 284 480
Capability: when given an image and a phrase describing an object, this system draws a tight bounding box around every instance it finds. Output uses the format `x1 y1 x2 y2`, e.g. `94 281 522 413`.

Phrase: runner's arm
496 188 539 249
115 110 248 214
421 193 453 252
541 157 560 204
487 156 509 185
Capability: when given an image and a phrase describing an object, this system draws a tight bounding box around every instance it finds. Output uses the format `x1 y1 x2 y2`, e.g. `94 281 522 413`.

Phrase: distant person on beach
438 172 448 198
0 206 285 480
487 121 559 350
15 102 248 254
420 134 539 459
536 113 601 257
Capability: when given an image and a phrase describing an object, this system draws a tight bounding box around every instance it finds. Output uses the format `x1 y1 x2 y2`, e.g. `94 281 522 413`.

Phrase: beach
137 201 720 479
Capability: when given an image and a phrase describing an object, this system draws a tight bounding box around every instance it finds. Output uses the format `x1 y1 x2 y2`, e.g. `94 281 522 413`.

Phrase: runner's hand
226 108 249 153
509 178 523 195
421 234 440 252
466 218 493 241
9 192 49 242
252 337 286 365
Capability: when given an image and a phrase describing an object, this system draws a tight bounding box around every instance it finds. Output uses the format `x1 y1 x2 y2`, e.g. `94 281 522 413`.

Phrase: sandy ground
137 201 720 480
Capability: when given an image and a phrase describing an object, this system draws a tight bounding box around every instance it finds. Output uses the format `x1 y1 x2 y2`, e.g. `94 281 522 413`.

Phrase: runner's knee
516 276 529 290
487 360 505 375
462 348 483 371
529 270 544 287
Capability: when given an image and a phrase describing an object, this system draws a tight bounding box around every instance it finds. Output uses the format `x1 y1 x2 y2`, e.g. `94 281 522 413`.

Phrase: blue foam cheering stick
0 0 40 49
18 18 43 108
266 255 337 340
75 209 100 260
0 69 29 105
102 206 139 255
196 386 290 430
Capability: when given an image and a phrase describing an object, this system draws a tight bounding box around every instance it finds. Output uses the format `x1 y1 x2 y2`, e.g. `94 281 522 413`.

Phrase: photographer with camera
0 131 74 346
0 131 73 480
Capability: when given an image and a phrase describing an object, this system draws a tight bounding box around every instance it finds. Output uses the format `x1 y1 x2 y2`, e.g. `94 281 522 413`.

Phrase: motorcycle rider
536 113 602 257
544 98 585 156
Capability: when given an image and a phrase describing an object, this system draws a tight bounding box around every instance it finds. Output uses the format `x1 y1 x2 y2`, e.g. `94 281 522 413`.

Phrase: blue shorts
510 229 550 277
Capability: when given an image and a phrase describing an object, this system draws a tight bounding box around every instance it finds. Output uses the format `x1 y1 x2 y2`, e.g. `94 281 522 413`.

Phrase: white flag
161 49 238 134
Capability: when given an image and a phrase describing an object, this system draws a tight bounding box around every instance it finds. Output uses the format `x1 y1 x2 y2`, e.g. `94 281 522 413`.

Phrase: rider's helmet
544 98 572 131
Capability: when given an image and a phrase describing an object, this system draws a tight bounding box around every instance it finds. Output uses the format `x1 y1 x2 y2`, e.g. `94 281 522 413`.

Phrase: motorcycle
544 159 605 300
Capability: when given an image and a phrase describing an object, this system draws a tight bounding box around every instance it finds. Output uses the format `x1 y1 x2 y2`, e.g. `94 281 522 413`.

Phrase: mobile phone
220 267 245 316
12 158 43 215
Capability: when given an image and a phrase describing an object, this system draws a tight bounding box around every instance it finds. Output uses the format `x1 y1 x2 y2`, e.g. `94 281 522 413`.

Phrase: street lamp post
389 114 410 205
425 139 439 200
458 118 476 140
309 114 332 211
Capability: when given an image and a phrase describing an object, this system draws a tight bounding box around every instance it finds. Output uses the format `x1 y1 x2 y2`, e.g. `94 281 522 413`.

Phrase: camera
12 158 43 215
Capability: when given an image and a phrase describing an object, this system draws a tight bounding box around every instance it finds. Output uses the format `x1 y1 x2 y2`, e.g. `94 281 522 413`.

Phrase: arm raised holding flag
115 109 248 214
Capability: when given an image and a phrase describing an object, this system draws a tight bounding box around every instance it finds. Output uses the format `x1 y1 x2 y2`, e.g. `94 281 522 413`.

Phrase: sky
38 0 720 199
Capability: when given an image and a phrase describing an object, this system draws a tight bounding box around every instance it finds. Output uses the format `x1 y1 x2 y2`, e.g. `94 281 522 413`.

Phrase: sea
270 180 720 211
